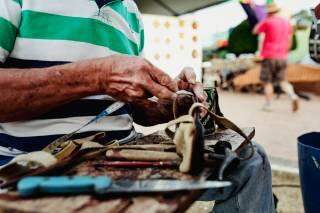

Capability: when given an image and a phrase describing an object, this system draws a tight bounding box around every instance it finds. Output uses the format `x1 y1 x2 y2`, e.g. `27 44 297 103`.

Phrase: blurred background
133 1 320 211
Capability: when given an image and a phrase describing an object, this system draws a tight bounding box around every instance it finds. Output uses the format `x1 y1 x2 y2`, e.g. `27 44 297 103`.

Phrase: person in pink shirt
253 3 299 112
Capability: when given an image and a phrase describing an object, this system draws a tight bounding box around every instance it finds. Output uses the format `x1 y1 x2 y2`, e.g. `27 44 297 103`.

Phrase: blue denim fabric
200 143 275 213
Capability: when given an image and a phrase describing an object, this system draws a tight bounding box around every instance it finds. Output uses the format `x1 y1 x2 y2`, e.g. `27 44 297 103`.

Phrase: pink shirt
257 16 292 59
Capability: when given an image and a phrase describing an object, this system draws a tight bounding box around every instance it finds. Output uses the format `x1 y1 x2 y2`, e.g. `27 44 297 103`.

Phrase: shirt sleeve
256 20 267 34
0 0 21 63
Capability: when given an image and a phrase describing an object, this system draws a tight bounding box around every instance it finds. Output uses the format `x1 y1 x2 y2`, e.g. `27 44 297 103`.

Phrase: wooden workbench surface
0 128 254 213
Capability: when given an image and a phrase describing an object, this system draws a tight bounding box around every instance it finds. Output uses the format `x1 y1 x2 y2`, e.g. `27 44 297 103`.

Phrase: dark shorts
260 59 287 83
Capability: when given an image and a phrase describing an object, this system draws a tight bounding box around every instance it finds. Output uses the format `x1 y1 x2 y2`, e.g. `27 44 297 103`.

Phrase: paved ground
218 91 320 168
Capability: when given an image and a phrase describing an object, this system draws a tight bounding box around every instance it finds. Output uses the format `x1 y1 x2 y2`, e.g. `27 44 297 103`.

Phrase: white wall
142 15 202 80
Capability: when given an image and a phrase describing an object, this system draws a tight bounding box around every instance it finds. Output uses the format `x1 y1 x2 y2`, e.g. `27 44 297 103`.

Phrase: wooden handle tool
106 149 181 162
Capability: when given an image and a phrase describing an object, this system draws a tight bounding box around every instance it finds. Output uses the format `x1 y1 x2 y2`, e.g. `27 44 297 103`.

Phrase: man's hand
96 55 178 103
174 67 206 102
132 67 207 126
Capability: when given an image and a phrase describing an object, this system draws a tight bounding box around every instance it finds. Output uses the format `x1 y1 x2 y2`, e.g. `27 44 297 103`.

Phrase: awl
18 176 232 197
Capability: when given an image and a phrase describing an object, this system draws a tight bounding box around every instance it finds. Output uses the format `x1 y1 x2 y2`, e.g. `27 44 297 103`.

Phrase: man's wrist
43 59 104 96
89 56 114 94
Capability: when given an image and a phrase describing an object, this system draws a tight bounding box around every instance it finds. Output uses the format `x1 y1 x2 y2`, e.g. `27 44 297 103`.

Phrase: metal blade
43 101 125 153
103 180 232 194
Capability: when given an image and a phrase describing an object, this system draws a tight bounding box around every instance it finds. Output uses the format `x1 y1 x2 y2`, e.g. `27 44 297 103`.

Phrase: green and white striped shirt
0 0 144 163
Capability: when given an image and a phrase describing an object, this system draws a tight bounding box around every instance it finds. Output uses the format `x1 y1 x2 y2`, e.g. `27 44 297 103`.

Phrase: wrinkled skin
97 55 179 103
0 55 206 124
95 56 207 126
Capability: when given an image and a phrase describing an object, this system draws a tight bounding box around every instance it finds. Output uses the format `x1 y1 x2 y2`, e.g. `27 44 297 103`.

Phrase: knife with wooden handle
18 176 232 197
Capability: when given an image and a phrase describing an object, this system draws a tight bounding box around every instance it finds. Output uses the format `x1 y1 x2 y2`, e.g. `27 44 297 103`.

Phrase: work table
0 128 254 213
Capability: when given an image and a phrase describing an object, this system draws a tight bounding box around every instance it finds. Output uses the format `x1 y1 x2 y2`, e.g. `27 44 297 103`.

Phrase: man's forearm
0 59 106 122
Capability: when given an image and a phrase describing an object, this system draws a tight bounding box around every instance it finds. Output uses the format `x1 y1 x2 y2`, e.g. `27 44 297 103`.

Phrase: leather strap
166 102 254 160
189 103 254 160
165 115 194 139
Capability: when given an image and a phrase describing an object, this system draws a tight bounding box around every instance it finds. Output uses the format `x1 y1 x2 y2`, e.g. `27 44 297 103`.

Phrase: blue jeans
200 143 275 213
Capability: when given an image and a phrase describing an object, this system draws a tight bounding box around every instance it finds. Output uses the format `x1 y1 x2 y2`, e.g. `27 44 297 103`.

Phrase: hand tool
43 101 125 155
112 144 176 152
93 161 178 168
0 142 117 189
18 176 232 197
106 149 181 162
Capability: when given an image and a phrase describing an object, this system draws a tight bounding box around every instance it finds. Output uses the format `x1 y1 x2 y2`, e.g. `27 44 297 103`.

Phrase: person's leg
279 81 299 112
200 143 275 213
260 60 274 111
276 60 299 112
264 82 274 108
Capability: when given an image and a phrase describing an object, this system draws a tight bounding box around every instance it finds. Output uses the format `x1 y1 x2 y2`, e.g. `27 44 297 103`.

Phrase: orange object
233 64 320 94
